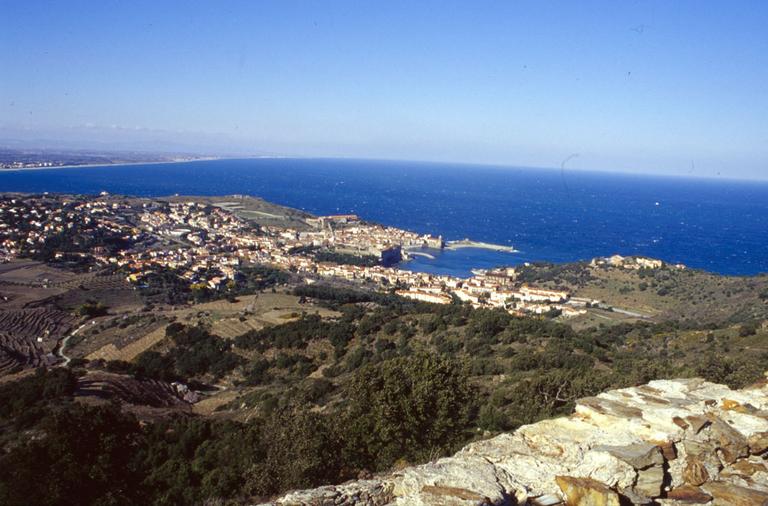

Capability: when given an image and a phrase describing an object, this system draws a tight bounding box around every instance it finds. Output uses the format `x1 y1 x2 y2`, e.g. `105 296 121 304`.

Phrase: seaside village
0 195 681 318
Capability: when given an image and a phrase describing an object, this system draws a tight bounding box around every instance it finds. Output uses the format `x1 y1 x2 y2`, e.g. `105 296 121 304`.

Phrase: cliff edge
261 375 768 505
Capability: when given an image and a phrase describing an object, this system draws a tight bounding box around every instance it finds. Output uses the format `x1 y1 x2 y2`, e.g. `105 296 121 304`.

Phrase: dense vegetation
2 278 767 505
137 265 291 305
289 245 380 267
515 261 594 287
0 356 474 505
106 323 244 382
313 250 379 267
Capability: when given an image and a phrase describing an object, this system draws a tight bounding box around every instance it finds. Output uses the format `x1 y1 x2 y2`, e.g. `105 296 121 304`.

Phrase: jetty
406 250 436 260
445 239 517 253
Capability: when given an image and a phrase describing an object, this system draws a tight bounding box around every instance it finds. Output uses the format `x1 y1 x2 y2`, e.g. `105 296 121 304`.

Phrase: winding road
57 323 88 367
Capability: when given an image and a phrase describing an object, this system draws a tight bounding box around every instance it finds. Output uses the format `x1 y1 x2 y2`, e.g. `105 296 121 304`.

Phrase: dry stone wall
261 375 768 505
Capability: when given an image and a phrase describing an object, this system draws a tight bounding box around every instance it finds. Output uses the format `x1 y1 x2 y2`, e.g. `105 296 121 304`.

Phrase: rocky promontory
263 375 768 505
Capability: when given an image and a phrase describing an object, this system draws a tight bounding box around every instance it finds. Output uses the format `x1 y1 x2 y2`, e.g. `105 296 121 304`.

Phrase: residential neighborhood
0 194 681 318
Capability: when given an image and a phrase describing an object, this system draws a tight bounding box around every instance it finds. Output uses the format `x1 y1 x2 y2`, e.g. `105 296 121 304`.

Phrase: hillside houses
592 254 686 271
0 195 585 318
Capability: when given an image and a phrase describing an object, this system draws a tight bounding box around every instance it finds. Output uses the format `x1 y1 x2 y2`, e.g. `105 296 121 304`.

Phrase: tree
0 367 78 428
245 407 340 497
0 404 144 506
340 353 474 471
505 368 612 427
76 301 108 317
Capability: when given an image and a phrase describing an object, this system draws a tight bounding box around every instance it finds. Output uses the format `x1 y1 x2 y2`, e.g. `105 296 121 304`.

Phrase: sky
1 0 767 179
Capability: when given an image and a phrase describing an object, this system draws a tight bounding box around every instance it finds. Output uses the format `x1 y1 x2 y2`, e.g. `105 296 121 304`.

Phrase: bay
1 158 766 276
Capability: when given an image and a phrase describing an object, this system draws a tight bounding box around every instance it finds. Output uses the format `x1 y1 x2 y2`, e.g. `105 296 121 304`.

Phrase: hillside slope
265 375 768 505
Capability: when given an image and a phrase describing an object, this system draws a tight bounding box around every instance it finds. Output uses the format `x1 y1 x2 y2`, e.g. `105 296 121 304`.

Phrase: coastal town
0 193 682 318
0 148 209 170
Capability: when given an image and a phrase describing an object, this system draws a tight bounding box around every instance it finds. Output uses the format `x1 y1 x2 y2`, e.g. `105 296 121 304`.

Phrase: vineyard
76 371 193 409
0 308 75 375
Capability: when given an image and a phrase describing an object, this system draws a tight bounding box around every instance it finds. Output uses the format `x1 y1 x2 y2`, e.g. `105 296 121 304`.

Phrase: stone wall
260 375 768 505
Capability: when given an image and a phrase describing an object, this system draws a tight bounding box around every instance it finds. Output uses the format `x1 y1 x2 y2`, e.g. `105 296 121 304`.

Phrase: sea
1 158 767 277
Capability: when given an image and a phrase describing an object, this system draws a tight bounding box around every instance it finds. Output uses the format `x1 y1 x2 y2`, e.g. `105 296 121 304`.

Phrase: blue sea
1 158 767 277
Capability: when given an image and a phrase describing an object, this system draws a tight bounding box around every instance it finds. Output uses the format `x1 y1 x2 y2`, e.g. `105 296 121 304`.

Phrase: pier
445 239 518 253
406 250 436 260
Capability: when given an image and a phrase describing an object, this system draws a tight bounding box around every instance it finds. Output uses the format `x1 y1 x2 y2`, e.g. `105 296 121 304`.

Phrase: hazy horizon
2 1 767 180
3 147 768 184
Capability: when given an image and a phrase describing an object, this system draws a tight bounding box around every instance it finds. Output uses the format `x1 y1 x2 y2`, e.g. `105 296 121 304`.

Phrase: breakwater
445 239 518 253
405 250 436 260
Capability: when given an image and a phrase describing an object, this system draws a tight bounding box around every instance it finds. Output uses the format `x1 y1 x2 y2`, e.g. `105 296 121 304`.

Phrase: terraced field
0 261 73 308
49 273 143 312
76 371 193 409
184 292 337 338
86 325 168 362
0 259 76 286
210 317 264 339
0 346 22 377
71 271 142 292
0 308 75 376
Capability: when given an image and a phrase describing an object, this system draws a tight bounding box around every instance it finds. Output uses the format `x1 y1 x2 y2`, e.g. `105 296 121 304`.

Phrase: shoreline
0 157 223 172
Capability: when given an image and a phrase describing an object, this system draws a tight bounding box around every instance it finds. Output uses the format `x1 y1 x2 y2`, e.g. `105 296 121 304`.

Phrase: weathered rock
675 439 721 487
749 432 768 454
707 415 749 464
528 494 562 506
555 476 620 506
391 455 525 505
722 398 757 414
272 480 392 506
418 485 492 505
682 459 709 486
721 458 768 479
664 485 712 504
264 376 768 506
685 415 710 434
633 465 665 498
656 440 678 461
458 416 641 497
701 481 768 505
592 443 664 469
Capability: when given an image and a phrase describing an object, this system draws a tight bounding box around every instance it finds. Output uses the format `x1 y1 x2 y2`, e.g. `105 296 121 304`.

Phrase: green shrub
340 353 473 471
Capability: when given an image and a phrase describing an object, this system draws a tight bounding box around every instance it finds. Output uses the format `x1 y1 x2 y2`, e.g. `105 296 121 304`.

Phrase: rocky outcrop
261 375 768 505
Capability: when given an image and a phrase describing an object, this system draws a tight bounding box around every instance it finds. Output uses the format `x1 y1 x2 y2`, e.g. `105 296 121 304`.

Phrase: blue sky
1 0 767 179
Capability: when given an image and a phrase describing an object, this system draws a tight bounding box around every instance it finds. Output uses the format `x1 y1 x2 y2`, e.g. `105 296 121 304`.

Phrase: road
57 323 88 367
610 307 652 319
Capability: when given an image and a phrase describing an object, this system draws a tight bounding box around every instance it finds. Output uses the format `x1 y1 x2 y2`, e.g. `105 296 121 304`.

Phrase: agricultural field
0 261 83 375
0 259 75 308
0 260 150 378
77 292 336 365
83 320 170 362
0 307 76 375
0 258 77 286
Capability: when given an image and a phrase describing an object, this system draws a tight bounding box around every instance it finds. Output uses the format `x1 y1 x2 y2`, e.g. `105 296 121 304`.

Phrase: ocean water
1 158 767 277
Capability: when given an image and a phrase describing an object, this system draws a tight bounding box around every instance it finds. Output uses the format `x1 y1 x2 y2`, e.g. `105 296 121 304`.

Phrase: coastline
1 159 765 276
0 156 222 172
